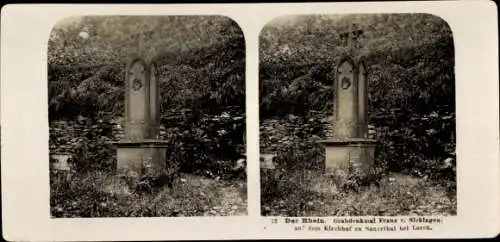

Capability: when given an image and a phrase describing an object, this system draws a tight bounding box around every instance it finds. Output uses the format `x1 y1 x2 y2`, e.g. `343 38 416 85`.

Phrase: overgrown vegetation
51 169 247 217
49 16 245 176
259 14 456 216
48 16 246 217
261 170 456 216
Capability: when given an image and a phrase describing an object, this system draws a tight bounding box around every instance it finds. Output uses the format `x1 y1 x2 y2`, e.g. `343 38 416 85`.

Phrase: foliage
49 114 116 172
48 16 246 177
50 169 247 217
259 13 456 179
162 110 246 178
48 16 235 66
269 117 326 171
261 170 456 216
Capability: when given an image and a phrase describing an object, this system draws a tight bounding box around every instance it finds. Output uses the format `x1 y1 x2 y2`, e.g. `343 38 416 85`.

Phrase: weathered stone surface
115 141 169 179
114 58 170 180
334 57 358 138
260 153 276 170
50 153 72 171
320 138 376 176
320 53 377 177
357 60 368 138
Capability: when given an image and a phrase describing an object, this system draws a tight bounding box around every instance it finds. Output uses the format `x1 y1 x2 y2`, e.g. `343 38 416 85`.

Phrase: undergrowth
261 169 456 217
50 169 247 217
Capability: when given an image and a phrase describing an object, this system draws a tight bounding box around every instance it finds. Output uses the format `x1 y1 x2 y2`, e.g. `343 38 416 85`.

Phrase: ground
50 171 247 217
261 170 457 217
51 168 456 217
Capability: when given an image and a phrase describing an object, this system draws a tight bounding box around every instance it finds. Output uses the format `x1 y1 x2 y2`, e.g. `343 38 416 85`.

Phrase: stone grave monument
319 24 377 176
112 30 170 181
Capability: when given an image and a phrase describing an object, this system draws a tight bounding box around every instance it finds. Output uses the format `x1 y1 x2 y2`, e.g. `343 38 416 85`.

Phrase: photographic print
2 2 499 240
48 15 247 217
259 14 457 217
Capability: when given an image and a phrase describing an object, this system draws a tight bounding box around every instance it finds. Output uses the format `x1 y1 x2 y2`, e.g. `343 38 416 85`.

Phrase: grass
50 169 247 217
261 169 457 217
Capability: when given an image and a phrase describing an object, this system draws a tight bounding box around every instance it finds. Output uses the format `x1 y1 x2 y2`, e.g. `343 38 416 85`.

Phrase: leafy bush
160 110 245 179
48 16 246 178
273 139 324 171
50 114 116 172
259 14 456 181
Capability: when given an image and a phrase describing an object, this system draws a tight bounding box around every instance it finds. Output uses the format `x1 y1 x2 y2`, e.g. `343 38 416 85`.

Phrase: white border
1 1 499 240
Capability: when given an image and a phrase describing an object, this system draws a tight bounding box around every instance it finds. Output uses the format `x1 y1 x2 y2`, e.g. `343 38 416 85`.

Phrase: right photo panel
259 14 456 217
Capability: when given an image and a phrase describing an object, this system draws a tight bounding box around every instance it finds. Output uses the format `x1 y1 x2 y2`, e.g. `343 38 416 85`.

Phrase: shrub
71 137 115 172
259 15 456 181
273 140 324 171
160 110 245 179
48 16 246 179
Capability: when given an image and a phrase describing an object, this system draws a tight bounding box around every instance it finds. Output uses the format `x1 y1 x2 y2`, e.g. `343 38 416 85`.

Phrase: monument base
112 139 170 180
318 138 377 176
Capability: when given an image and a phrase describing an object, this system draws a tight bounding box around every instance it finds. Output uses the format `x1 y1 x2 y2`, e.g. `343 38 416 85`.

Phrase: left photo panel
48 16 247 217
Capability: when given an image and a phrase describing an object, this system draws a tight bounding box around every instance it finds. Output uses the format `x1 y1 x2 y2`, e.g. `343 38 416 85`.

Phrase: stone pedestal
319 138 376 176
50 153 72 171
114 140 169 179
